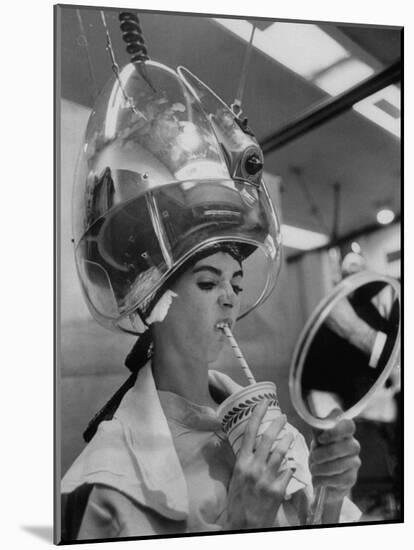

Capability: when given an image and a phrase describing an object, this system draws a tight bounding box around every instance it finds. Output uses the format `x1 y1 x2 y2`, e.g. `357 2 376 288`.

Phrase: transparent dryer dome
73 61 282 334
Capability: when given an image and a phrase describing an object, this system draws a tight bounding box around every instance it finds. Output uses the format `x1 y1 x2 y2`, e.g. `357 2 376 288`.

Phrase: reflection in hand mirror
289 271 401 429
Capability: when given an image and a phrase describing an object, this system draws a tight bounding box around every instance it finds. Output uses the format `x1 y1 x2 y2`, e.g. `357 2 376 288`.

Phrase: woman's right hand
225 399 295 529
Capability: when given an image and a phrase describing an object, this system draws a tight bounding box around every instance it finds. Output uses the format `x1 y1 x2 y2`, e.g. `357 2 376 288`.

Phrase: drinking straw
219 323 256 385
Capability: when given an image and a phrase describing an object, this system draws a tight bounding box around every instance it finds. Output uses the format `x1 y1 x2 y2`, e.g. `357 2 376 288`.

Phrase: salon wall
58 99 315 475
59 99 135 475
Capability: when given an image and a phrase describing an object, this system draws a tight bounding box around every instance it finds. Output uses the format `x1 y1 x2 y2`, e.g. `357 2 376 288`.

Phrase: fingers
239 399 270 457
312 464 360 492
269 467 295 498
254 414 287 463
316 418 356 445
310 454 361 477
253 464 295 504
310 433 361 494
326 408 343 421
310 438 361 466
267 431 295 471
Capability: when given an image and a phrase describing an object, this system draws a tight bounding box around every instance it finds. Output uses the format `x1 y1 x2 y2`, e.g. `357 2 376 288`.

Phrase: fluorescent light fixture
376 209 395 225
214 18 252 42
281 224 329 250
315 58 375 95
214 18 349 78
214 18 400 138
353 85 400 138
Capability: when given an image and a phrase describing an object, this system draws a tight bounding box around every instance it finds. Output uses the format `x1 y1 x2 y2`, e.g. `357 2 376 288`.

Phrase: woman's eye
232 285 243 295
197 281 217 291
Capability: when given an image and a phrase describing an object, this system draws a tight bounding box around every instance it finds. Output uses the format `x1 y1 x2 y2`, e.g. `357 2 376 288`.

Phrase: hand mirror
289 270 400 524
289 270 400 430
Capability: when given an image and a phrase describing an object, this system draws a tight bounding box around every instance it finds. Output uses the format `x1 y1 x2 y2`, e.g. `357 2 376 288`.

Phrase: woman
61 61 361 541
61 247 361 539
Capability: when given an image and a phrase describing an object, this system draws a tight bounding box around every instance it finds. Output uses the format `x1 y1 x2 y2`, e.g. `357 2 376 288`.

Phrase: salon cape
61 363 360 539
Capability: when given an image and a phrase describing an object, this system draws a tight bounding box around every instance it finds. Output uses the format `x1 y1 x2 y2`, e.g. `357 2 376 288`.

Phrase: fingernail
259 399 269 410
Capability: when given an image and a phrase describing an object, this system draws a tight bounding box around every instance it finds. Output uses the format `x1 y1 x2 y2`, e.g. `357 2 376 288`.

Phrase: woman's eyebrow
192 265 221 276
192 265 244 278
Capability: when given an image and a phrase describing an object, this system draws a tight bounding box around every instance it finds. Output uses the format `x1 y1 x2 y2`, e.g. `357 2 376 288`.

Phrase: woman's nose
218 283 236 308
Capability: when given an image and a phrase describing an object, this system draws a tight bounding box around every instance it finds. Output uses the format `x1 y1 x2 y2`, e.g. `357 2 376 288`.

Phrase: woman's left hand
309 415 361 506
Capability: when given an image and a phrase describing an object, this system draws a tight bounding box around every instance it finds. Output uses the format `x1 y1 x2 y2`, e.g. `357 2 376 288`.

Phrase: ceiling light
353 85 400 138
281 224 329 250
214 18 400 138
213 18 252 42
315 58 375 95
213 18 349 79
376 209 395 225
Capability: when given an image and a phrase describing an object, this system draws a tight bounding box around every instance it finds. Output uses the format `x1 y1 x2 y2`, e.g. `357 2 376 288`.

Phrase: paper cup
218 382 309 497
217 381 286 456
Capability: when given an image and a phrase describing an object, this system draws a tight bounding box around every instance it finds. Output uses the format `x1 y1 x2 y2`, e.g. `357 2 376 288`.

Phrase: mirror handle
307 486 327 525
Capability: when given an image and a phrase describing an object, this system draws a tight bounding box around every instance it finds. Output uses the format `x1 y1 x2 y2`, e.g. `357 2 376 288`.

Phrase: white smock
61 363 360 540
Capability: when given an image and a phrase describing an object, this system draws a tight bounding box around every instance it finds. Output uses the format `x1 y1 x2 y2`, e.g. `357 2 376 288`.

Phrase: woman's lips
216 319 233 330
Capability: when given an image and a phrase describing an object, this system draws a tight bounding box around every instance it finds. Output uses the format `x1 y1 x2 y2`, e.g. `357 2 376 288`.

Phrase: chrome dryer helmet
73 61 282 334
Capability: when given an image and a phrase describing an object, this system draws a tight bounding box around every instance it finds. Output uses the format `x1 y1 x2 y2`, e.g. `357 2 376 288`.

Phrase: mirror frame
289 270 401 429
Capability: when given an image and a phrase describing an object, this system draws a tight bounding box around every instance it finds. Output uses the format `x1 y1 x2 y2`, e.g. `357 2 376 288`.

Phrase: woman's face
159 251 243 362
